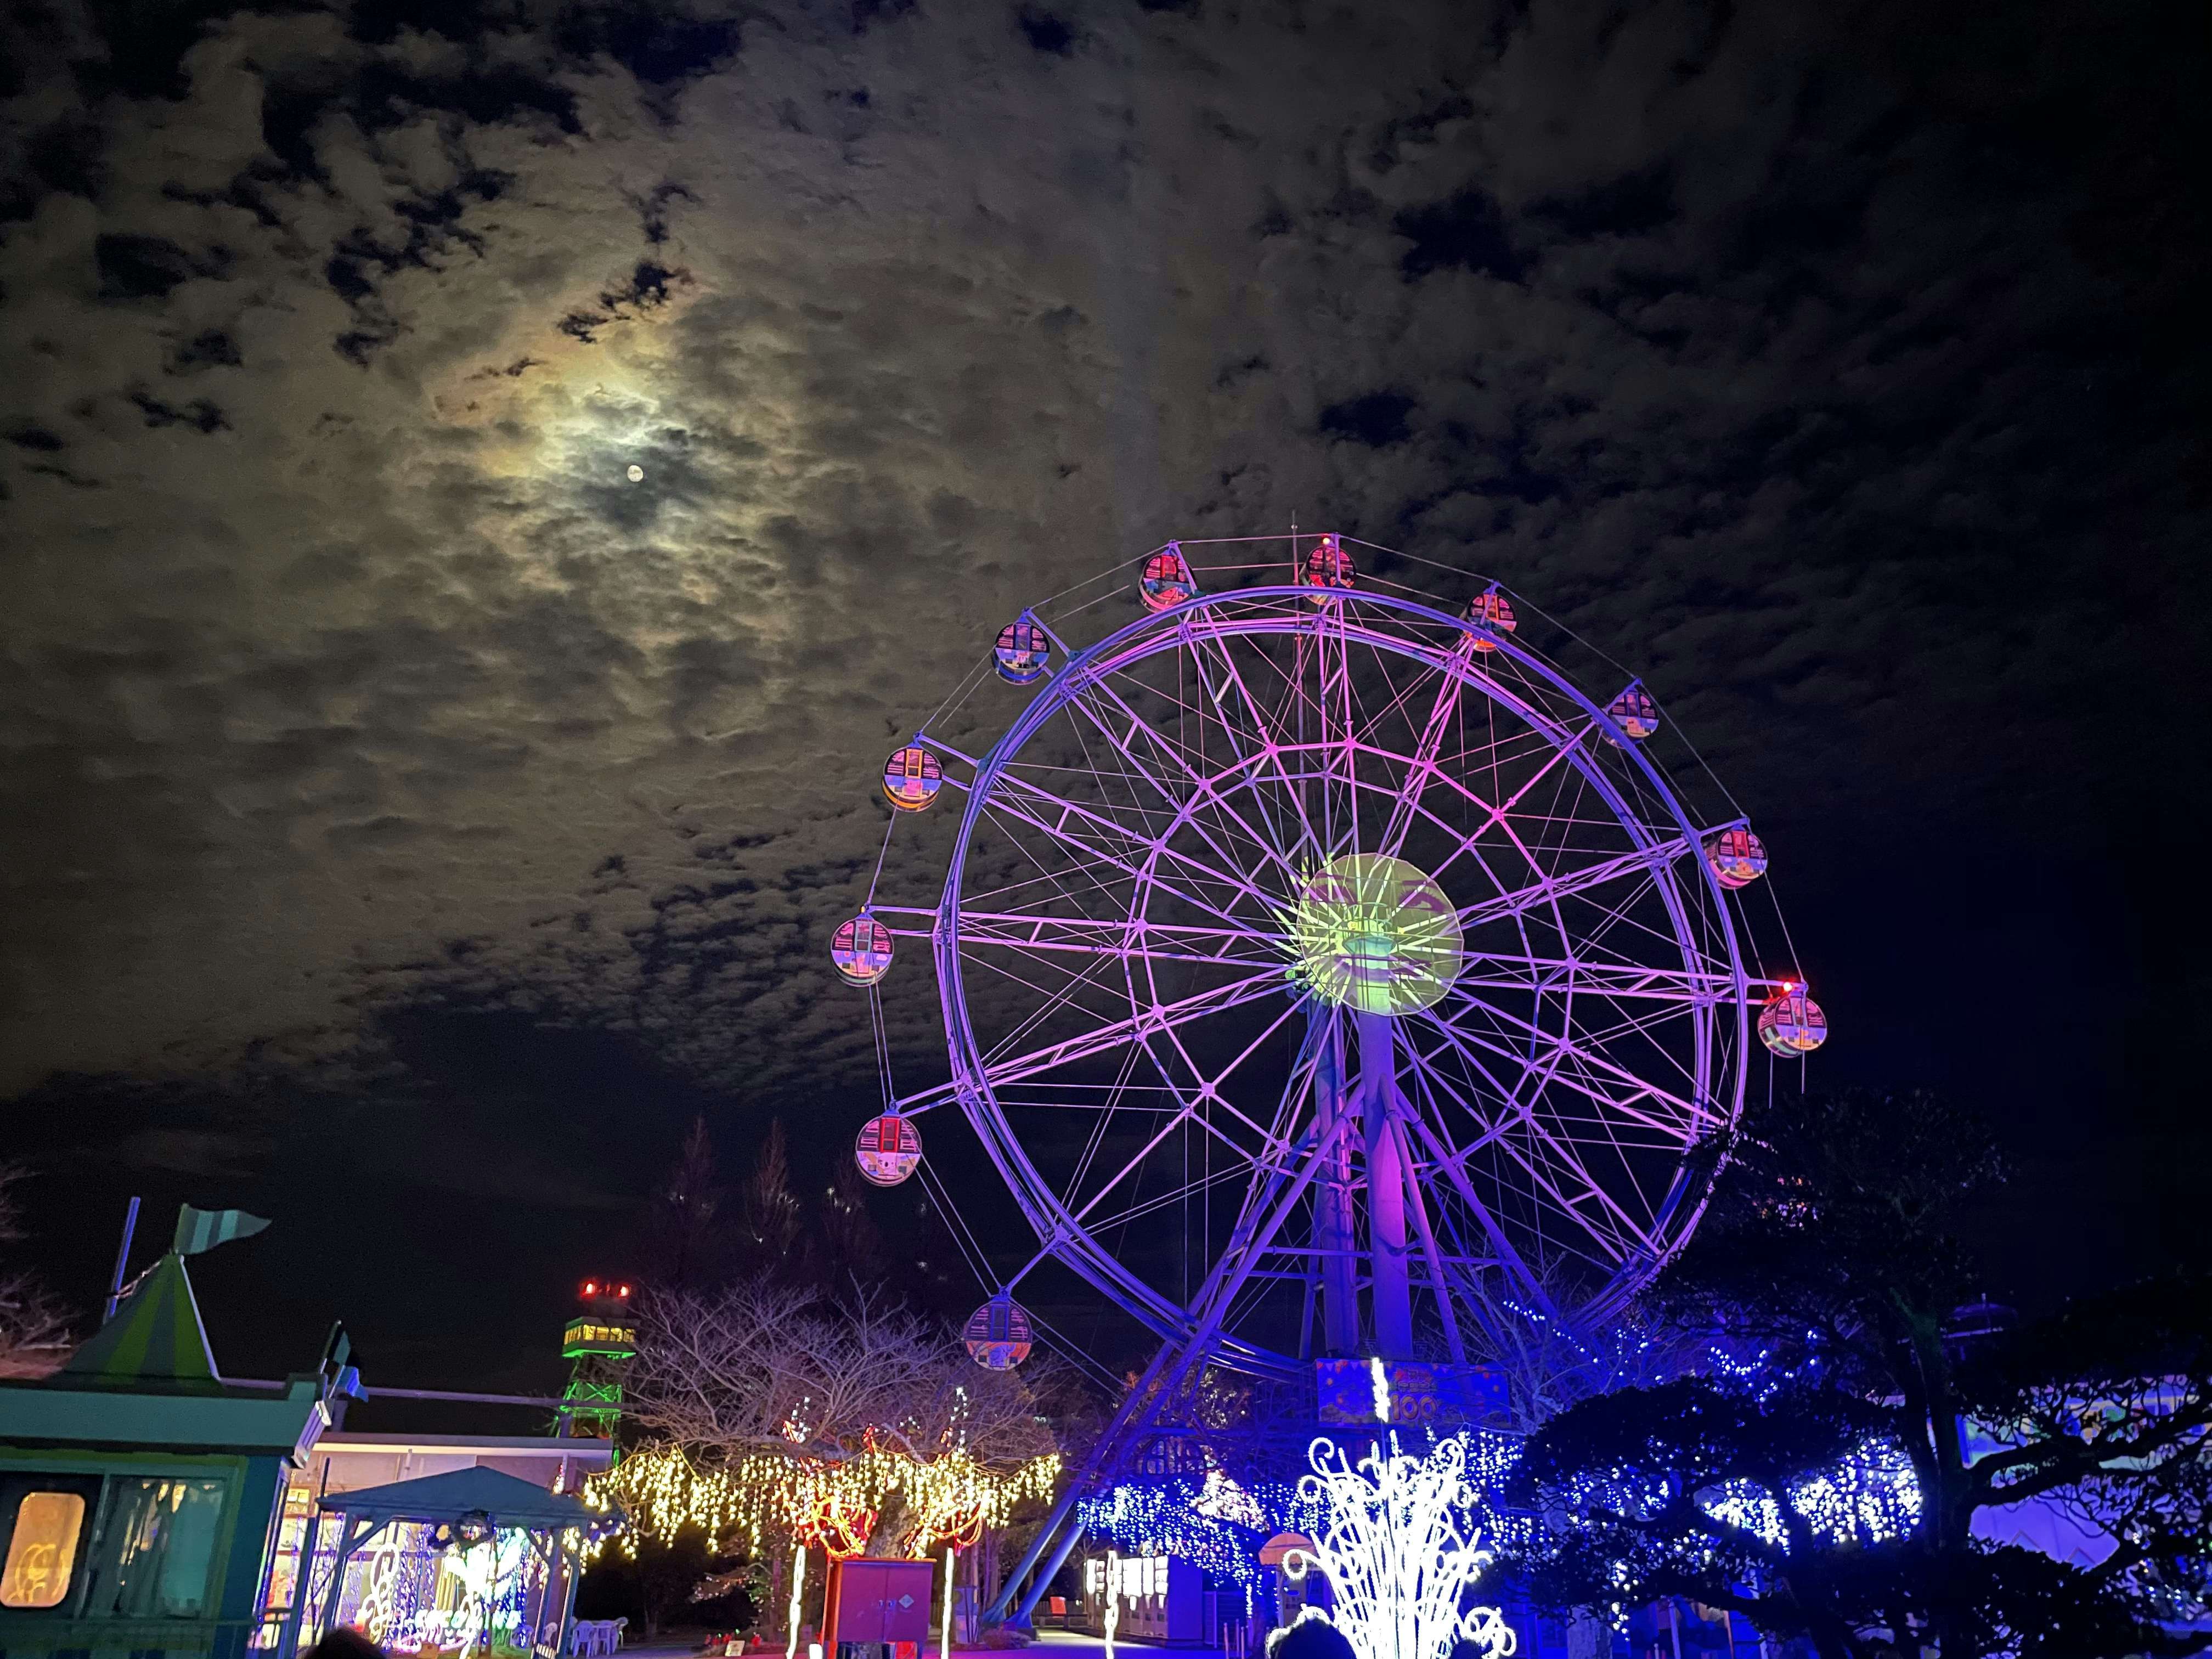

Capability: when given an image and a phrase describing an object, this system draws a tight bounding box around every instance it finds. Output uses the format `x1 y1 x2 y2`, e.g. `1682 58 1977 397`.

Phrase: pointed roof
61 1252 220 1390
318 1464 600 1531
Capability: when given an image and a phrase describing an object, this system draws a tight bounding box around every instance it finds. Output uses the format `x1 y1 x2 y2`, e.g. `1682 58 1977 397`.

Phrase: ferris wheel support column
1357 1011 1415 1359
1311 1010 1359 1356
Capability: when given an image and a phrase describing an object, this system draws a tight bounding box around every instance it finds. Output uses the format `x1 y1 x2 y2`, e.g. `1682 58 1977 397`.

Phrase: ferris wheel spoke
1420 719 1594 873
1500 1111 1667 1262
926 819 1152 945
972 964 1289 1089
1447 955 1735 1003
1454 1007 1712 1142
1410 1080 1649 1271
1172 1011 1339 1273
1558 879 1726 990
979 781 1270 933
1063 1042 1324 1295
1376 643 1473 858
1054 679 1310 896
1393 1020 1532 1146
1393 1106 1567 1293
952 909 1283 972
1055 1102 1204 1228
986 763 1285 921
1452 832 1697 935
1137 988 1311 1150
1066 1153 1259 1239
1053 1078 1297 1237
1539 983 1716 1069
1181 627 1315 866
1397 1056 1612 1274
965 940 1138 1069
1412 992 1712 1143
1178 1103 1359 1351
1397 1028 1655 1271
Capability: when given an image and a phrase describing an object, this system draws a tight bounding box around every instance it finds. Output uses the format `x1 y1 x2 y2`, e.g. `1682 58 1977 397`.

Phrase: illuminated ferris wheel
833 536 1825 1381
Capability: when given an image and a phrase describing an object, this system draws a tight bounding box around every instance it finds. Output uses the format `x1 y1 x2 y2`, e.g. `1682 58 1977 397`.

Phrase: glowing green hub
1283 854 1464 1015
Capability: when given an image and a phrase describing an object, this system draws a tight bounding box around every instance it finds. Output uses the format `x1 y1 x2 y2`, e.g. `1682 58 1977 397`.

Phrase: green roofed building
0 1244 352 1659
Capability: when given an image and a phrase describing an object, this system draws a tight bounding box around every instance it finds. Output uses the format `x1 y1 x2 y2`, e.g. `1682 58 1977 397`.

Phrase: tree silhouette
645 1115 726 1289
1506 1089 2211 1659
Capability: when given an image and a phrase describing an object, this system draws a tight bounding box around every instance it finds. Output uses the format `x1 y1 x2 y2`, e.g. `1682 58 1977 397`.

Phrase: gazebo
278 1465 603 1659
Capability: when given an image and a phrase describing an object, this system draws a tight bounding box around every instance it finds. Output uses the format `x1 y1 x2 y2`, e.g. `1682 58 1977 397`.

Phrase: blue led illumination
1077 1431 1530 1590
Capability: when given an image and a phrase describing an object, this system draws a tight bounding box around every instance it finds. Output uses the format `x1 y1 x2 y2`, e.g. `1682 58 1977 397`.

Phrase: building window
82 1480 228 1620
2 1491 88 1608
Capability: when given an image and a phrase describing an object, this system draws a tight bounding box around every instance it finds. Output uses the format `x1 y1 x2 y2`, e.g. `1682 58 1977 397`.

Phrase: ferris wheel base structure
830 535 1829 1622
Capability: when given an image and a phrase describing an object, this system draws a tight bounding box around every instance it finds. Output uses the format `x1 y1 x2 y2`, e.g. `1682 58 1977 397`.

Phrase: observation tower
556 1279 635 1439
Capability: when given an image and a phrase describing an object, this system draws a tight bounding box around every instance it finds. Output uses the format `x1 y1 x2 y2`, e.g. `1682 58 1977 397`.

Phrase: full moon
626 464 644 482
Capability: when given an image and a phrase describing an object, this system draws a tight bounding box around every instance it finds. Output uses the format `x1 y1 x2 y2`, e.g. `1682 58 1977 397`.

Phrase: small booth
0 1249 344 1659
1079 1550 1206 1645
276 1465 601 1659
1257 1532 1324 1629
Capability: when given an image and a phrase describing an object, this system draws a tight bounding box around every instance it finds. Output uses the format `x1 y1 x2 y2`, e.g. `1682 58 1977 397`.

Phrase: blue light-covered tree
1503 1088 2211 1659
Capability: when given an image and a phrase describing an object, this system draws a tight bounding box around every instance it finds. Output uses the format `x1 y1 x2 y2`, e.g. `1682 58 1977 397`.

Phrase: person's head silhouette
304 1628 384 1659
1266 1610 1356 1659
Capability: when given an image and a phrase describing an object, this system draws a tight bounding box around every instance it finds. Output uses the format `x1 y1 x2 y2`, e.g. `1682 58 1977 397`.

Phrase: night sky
2 0 2204 1397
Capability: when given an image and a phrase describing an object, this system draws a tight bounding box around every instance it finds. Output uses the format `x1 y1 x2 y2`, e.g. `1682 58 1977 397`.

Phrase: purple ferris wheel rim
907 582 1767 1376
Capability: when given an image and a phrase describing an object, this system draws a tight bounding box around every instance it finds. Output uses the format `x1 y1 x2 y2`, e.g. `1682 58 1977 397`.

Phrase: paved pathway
620 1631 1228 1659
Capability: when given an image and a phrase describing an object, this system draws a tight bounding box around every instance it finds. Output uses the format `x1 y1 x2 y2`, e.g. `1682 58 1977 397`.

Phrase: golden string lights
586 1440 1059 1560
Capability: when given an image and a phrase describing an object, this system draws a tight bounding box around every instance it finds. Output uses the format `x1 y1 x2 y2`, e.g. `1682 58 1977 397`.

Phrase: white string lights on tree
1285 1435 1516 1659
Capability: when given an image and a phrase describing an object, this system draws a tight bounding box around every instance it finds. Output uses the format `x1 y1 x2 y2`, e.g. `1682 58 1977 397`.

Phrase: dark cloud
0 0 2205 1372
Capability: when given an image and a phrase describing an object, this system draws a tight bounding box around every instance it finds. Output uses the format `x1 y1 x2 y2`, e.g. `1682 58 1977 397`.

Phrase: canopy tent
319 1465 597 1531
280 1464 606 1658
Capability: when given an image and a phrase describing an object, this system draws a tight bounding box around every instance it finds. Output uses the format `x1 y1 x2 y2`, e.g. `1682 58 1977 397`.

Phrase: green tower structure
556 1278 635 1440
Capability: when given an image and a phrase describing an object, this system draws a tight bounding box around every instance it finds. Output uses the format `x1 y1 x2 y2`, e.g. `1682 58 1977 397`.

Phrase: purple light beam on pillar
1358 1010 1415 1359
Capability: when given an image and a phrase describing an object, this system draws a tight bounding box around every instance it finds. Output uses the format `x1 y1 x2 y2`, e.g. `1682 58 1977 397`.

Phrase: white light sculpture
785 1545 805 1659
1102 1549 1120 1659
1285 1436 1515 1659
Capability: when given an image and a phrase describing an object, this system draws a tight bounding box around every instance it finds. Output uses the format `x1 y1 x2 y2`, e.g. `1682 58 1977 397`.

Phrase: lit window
2 1491 86 1608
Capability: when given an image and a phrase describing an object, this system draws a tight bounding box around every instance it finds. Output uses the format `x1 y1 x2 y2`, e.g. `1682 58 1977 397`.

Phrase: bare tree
625 1276 1054 1469
0 1164 72 1379
817 1159 887 1286
645 1115 726 1289
733 1120 805 1280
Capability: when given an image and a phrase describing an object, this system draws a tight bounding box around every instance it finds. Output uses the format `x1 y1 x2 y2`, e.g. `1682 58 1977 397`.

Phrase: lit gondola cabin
1139 545 1199 612
963 1298 1033 1370
1465 586 1517 651
882 744 943 811
1705 826 1768 889
855 1112 923 1186
832 915 895 985
1298 534 1356 600
1758 986 1828 1056
1605 683 1660 741
995 618 1053 684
